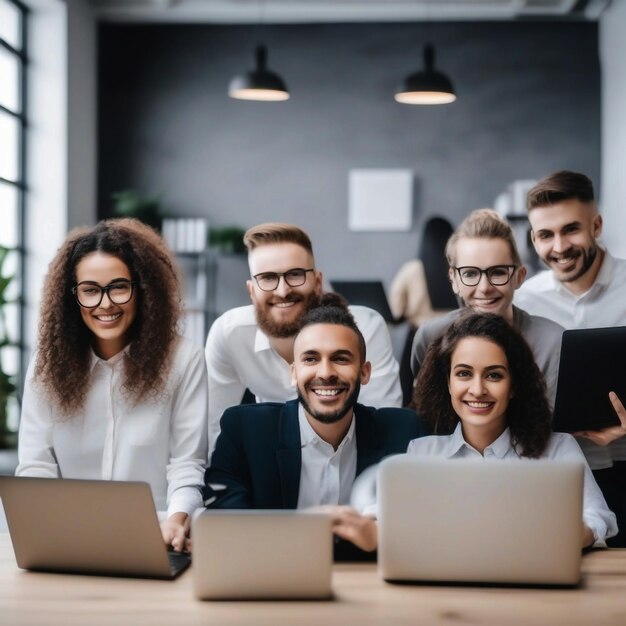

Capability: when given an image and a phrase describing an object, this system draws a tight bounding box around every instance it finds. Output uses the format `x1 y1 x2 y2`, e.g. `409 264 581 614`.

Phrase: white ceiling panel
89 0 611 23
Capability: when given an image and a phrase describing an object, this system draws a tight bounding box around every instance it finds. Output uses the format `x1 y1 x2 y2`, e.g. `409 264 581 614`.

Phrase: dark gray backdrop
98 21 600 288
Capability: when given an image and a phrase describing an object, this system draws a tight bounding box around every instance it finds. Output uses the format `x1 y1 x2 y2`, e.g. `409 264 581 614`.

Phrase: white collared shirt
515 249 626 330
515 250 626 468
16 336 208 519
406 424 618 546
205 304 402 457
296 404 357 509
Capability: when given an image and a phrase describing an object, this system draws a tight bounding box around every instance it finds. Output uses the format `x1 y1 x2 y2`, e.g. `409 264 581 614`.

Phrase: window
0 0 26 444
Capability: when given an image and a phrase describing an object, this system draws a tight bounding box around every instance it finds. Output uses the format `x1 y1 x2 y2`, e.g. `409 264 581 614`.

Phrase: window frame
0 0 28 418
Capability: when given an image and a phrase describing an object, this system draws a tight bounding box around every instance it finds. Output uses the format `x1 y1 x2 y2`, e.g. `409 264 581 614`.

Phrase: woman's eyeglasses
453 265 517 287
72 280 136 308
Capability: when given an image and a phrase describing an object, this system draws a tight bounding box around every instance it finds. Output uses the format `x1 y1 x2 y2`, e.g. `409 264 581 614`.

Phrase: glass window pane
0 0 22 50
0 248 19 346
0 110 19 181
0 182 18 247
0 344 20 434
2 302 19 344
0 46 19 111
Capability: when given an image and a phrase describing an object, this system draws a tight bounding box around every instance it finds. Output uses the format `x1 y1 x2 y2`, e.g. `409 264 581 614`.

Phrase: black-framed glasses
72 280 136 308
252 268 315 292
453 265 517 287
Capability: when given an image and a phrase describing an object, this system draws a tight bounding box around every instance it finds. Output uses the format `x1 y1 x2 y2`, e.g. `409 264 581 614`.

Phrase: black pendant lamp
395 43 456 105
228 45 290 102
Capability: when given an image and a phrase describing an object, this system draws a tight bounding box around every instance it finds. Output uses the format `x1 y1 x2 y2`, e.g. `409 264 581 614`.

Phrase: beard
297 379 361 425
554 242 599 283
254 290 321 338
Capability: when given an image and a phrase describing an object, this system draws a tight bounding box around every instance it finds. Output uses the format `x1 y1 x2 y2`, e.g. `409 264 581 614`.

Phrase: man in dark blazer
203 301 428 555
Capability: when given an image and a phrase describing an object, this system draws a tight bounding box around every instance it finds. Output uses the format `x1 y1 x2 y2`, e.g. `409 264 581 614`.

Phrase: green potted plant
208 226 247 254
111 189 163 231
0 245 18 448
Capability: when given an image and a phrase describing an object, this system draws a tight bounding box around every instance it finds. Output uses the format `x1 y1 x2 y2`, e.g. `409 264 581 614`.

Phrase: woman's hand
160 512 190 553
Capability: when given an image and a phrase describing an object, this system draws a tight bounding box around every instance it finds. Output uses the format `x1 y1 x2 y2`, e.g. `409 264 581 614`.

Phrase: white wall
23 0 97 355
24 0 69 353
600 0 626 258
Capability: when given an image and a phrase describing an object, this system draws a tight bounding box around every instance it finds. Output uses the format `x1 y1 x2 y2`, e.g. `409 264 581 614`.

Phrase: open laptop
377 456 584 586
553 326 626 433
330 280 395 323
192 510 333 599
0 476 190 579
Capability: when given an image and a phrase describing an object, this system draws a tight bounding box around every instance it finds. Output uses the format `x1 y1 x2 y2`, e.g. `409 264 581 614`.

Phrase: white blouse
407 424 618 546
16 336 208 518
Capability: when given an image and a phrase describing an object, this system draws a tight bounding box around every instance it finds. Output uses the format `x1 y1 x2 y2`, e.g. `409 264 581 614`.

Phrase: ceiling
89 0 612 23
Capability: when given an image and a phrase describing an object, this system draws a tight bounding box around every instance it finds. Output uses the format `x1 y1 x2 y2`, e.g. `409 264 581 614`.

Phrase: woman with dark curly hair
16 218 208 552
412 311 552 458
328 312 616 552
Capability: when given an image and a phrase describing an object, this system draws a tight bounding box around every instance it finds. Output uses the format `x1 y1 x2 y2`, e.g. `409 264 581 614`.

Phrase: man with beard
515 170 626 546
205 223 402 457
202 304 425 557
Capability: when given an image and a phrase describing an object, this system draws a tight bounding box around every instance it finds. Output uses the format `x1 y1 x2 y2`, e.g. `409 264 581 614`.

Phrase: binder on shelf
162 218 209 253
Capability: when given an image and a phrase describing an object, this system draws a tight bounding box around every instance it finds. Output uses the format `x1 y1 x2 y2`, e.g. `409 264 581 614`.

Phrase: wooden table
2 535 626 626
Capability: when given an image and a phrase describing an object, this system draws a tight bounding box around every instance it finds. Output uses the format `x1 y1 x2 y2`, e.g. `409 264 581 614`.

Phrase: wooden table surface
2 534 626 625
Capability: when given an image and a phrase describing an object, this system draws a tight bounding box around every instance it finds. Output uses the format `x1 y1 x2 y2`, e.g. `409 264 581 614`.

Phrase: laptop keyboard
168 551 191 576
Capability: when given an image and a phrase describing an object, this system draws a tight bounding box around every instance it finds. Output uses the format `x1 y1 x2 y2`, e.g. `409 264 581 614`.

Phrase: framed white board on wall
348 169 413 232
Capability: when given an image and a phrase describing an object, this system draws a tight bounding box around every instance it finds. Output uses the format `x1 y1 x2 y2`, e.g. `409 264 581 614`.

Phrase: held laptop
330 280 395 323
377 457 584 586
0 476 190 579
552 326 626 433
192 510 333 600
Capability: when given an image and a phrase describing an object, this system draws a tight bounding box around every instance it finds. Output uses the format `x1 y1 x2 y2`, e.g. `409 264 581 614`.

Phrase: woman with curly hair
328 312 616 552
16 218 208 552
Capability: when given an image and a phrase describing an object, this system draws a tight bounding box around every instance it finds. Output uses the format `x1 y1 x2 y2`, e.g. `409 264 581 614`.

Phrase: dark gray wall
98 21 600 287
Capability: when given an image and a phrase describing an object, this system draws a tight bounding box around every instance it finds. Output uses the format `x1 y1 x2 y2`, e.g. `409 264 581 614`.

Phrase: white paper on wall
348 169 413 232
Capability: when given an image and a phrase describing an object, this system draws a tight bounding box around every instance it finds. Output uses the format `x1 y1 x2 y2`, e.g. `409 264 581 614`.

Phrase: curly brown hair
412 312 552 458
34 218 182 415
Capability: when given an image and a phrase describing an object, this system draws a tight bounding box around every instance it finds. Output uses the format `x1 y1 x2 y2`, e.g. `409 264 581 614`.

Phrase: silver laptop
378 456 584 586
0 476 190 579
192 510 333 599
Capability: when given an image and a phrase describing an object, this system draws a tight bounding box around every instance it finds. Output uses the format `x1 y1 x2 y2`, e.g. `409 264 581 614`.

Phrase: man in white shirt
203 304 426 558
205 223 402 456
514 170 626 546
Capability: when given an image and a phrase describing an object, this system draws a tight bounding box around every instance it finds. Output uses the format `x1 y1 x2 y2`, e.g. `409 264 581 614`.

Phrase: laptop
192 510 333 600
0 476 190 579
330 280 395 322
552 326 626 433
377 456 583 586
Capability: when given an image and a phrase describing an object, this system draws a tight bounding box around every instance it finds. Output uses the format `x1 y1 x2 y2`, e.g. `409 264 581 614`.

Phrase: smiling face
448 336 512 445
529 199 602 290
449 237 526 323
247 242 322 338
74 252 138 360
291 323 371 425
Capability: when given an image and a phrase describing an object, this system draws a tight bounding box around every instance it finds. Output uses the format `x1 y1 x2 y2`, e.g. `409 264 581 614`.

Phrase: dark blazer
203 399 429 510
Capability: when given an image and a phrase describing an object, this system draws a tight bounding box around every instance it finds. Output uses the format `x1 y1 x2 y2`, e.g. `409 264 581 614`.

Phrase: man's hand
160 512 190 553
573 391 626 447
312 505 378 552
582 524 595 549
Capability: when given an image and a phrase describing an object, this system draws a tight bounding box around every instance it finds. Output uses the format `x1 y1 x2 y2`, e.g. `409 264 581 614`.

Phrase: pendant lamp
395 43 456 105
228 45 289 102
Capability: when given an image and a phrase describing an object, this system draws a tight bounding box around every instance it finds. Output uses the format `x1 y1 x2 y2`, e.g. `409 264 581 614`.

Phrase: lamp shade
228 45 290 101
395 44 456 105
